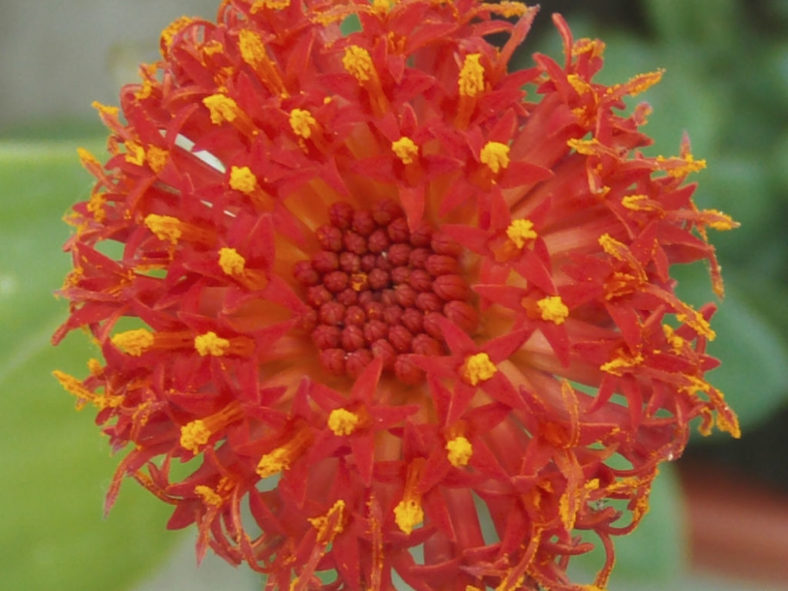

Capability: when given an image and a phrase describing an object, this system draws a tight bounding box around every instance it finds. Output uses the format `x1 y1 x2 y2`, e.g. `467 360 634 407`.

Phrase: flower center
294 199 476 383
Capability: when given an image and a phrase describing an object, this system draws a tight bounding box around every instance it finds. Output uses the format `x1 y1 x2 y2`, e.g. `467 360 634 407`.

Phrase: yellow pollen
445 436 473 467
87 358 103 376
180 420 212 453
623 69 664 96
289 108 317 139
251 0 290 11
461 352 497 386
194 485 223 507
567 73 593 96
656 153 707 178
537 295 569 325
601 351 644 376
372 0 393 12
194 331 231 357
52 370 121 410
239 28 265 62
112 328 155 356
256 428 311 478
86 191 106 222
124 141 146 166
229 165 258 194
480 141 510 174
391 136 419 165
598 233 624 258
328 408 360 436
621 194 653 211
201 40 224 57
572 38 606 59
489 2 528 18
52 370 89 399
496 574 526 591
506 218 537 248
161 16 194 51
218 247 246 276
704 209 738 231
308 499 346 544
566 137 599 155
394 498 424 535
676 310 716 340
663 324 685 353
91 101 119 118
343 45 375 83
256 446 291 478
146 146 169 173
458 53 485 98
77 147 100 168
203 93 240 124
144 214 182 244
135 80 154 101
350 272 368 292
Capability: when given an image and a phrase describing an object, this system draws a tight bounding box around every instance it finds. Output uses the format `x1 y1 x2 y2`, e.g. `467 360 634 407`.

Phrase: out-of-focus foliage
2 1 785 590
0 135 182 591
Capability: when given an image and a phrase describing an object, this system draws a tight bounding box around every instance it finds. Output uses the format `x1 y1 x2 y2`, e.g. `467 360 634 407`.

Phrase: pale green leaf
0 139 182 591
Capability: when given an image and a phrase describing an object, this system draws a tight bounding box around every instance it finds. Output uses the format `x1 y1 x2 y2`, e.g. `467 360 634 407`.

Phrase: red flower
53 1 739 590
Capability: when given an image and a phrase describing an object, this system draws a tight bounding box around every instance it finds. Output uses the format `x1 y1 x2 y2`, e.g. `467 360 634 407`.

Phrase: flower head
54 2 739 590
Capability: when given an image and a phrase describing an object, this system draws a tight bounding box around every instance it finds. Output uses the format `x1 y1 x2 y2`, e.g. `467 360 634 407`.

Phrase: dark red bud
319 301 346 325
387 217 410 243
372 199 403 226
394 355 424 385
294 260 319 286
370 339 396 368
312 250 339 273
411 333 443 356
433 274 469 301
444 300 478 333
388 324 413 352
312 324 341 349
415 292 443 312
316 224 343 251
352 210 376 236
387 243 411 267
324 270 349 293
367 228 390 253
345 348 373 378
339 252 361 273
343 231 367 255
409 269 432 292
328 201 354 229
344 305 366 326
426 254 459 276
341 325 366 351
408 247 430 269
319 348 346 375
401 307 424 334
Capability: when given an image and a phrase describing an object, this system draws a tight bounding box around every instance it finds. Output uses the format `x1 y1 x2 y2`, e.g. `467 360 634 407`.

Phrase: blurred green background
0 0 785 590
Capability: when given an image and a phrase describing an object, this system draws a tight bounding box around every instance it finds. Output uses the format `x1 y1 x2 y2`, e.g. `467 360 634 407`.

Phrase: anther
346 349 373 378
329 201 355 229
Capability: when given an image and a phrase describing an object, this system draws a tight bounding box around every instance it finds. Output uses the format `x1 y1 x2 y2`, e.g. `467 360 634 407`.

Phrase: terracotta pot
678 459 788 585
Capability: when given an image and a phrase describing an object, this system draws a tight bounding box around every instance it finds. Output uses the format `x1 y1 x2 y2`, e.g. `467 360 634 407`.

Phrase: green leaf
0 139 182 591
642 0 741 48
